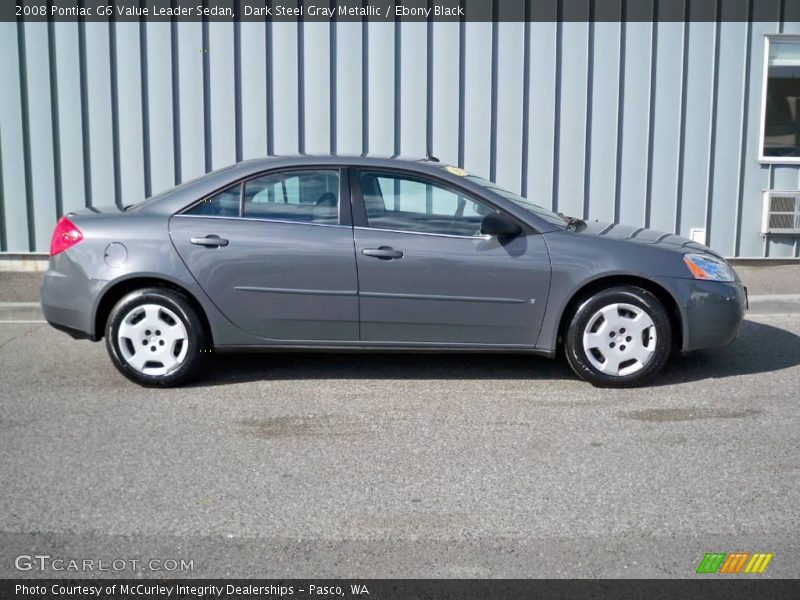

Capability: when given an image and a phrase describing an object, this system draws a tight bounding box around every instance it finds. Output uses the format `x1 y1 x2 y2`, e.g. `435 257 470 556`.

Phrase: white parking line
0 320 46 324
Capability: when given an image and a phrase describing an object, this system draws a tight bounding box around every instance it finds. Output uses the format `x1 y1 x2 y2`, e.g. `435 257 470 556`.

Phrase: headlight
683 253 735 282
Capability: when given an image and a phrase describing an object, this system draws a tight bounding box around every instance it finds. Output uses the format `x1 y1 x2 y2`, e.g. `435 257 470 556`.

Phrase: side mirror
480 212 522 238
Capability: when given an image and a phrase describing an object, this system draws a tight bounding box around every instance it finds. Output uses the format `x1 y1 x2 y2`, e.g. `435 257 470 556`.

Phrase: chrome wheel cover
582 302 657 377
117 304 189 376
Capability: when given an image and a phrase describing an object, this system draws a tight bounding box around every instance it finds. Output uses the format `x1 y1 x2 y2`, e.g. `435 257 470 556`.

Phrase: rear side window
185 184 240 217
243 170 340 224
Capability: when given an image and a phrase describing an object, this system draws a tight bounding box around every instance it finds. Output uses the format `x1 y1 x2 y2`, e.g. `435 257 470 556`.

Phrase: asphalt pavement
1 314 798 578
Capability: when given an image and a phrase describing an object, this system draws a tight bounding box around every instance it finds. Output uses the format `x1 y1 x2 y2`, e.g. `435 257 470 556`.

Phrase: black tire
564 285 672 388
105 287 205 387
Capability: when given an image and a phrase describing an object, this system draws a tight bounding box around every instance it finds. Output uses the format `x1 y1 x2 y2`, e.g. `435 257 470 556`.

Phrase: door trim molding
234 286 357 297
359 291 531 304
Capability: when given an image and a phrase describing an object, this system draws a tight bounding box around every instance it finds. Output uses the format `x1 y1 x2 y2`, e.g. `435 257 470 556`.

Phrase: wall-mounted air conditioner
762 191 800 235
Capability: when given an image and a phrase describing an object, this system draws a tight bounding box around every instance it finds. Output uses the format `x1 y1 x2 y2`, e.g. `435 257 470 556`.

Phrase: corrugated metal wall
1 14 800 256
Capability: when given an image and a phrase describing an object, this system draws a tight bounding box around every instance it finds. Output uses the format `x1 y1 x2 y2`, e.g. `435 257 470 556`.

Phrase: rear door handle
362 247 403 260
190 234 229 248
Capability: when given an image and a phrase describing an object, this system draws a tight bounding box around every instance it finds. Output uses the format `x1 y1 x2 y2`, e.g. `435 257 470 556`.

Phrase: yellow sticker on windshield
445 165 467 176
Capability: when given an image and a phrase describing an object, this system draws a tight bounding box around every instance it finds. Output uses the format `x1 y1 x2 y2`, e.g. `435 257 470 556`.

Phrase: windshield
462 173 569 228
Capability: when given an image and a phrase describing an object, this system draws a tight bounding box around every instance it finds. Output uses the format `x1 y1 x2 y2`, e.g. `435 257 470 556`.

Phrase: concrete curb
2 296 799 324
747 294 800 315
0 302 44 321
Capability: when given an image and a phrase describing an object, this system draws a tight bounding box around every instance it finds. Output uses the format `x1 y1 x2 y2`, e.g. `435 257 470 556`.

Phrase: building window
761 36 800 160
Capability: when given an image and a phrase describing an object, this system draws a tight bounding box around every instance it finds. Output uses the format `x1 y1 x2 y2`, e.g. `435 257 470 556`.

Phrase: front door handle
190 234 229 248
362 246 403 260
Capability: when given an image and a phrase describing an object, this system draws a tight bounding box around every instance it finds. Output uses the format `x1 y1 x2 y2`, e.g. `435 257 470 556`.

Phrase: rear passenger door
169 168 360 342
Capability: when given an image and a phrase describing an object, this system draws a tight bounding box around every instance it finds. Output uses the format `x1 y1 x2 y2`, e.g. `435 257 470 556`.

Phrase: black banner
3 579 800 600
5 0 800 22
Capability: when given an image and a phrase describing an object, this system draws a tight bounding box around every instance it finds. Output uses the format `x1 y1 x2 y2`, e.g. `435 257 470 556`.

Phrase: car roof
135 155 458 213
134 155 560 234
240 153 437 163
231 154 444 172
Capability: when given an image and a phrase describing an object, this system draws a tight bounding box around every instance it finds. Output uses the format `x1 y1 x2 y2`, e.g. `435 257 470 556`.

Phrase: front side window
358 171 494 237
762 37 800 159
243 170 340 224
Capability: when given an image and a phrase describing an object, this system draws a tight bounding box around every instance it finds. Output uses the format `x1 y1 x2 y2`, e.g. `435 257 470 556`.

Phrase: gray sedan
41 156 746 387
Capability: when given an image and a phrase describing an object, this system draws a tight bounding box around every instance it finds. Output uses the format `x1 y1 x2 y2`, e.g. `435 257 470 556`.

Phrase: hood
573 220 724 259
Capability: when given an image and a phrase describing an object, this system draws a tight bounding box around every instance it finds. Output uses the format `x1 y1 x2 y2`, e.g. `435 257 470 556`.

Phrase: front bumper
668 278 746 352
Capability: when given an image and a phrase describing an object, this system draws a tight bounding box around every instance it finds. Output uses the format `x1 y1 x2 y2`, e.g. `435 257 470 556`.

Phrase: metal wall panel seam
582 13 594 220
426 6 433 155
360 14 368 155
297 16 305 155
457 16 465 168
139 20 152 197
77 16 93 205
703 5 721 249
17 21 36 248
0 133 5 251
265 19 274 156
551 13 562 213
489 0 498 181
393 19 401 157
613 16 626 224
234 19 243 162
520 0 531 196
170 14 181 183
673 7 689 236
47 20 63 220
201 17 211 172
733 7 753 257
644 12 657 229
330 19 337 155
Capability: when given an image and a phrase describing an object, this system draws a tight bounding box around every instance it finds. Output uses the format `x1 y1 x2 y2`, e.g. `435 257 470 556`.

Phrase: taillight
49 216 83 256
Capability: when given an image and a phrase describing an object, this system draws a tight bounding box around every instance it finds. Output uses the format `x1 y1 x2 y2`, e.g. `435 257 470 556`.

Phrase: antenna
425 146 440 163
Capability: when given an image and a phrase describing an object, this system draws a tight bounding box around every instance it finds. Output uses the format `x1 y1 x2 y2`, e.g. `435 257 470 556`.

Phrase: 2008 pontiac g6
41 156 746 387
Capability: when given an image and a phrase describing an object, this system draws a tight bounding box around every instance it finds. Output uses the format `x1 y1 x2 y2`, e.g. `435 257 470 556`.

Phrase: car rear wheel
105 288 205 387
564 285 672 387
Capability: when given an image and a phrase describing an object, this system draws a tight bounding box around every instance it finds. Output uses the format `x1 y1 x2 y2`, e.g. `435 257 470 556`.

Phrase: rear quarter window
184 184 241 217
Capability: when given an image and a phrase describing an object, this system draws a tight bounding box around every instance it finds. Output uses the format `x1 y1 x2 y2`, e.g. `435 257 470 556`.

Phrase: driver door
351 170 551 346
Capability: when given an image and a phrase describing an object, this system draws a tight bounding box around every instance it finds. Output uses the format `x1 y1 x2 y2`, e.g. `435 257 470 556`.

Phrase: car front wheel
105 287 205 387
564 285 672 387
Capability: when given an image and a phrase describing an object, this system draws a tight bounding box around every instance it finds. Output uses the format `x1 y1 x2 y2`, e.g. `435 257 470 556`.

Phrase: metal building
2 15 800 257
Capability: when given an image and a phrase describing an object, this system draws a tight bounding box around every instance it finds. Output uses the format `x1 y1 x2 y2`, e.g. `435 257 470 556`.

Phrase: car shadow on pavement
193 351 574 386
653 319 800 386
192 319 799 387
